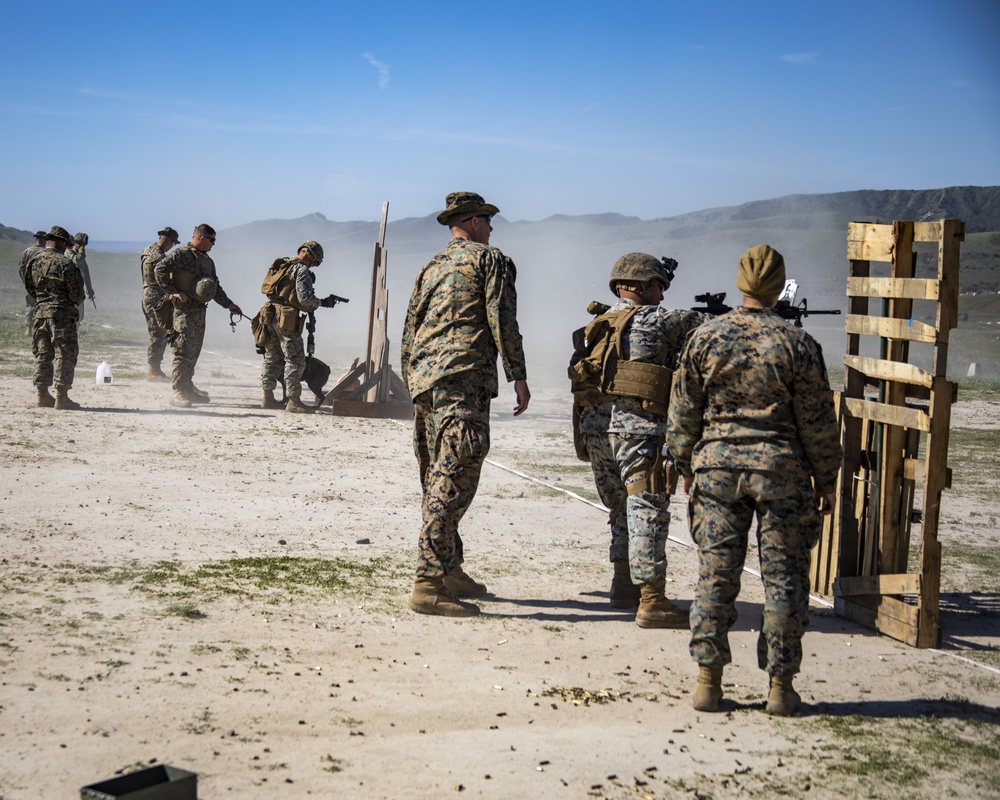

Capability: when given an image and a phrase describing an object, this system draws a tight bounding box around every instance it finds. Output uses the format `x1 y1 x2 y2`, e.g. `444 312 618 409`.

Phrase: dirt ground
1 350 998 800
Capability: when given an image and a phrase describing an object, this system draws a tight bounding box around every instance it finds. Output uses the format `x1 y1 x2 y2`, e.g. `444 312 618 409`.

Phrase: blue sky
2 0 998 239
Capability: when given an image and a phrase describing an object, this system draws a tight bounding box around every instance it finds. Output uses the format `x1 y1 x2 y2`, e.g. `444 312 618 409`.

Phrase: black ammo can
80 765 197 800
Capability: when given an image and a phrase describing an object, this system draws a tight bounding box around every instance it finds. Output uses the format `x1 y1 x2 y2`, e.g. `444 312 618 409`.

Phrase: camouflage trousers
582 430 628 563
609 433 670 584
170 304 207 393
24 295 36 336
31 316 79 389
688 468 821 677
260 321 306 398
142 287 170 367
412 383 491 578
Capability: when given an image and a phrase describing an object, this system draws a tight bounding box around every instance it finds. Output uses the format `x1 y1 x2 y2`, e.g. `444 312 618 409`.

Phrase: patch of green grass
191 643 222 655
165 602 205 620
948 428 1000 501
232 646 251 661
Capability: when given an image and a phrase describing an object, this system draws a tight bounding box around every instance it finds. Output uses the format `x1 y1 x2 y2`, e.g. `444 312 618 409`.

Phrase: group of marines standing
402 192 842 717
19 190 841 716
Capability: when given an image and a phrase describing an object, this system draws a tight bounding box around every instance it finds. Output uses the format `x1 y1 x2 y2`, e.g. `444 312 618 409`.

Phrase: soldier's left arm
65 260 86 306
665 336 706 479
485 251 527 383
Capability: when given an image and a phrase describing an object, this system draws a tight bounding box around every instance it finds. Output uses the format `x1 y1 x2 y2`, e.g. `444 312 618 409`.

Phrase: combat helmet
609 253 678 296
193 277 218 303
299 240 324 264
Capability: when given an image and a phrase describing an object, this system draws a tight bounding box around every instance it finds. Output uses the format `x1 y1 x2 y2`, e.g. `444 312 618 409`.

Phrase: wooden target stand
810 219 962 648
320 202 413 419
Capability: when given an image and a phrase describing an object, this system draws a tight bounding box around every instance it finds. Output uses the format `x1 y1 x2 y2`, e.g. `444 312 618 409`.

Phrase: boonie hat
46 226 72 243
436 192 500 226
158 226 180 243
34 230 47 239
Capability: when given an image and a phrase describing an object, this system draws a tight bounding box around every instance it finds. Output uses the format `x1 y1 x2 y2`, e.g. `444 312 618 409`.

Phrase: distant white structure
967 362 978 377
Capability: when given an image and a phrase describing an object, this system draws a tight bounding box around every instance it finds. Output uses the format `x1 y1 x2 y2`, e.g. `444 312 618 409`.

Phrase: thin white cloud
781 52 819 65
363 52 391 89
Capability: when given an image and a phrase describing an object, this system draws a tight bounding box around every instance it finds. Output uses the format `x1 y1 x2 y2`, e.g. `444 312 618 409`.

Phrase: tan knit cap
736 245 786 299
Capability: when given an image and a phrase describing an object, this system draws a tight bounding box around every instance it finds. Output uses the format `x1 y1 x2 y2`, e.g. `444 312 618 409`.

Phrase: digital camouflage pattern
607 300 707 437
579 402 628 563
401 236 526 400
402 235 526 580
666 306 842 677
412 381 491 577
18 244 45 334
599 298 705 584
23 248 85 389
259 258 320 398
609 433 668 583
154 244 234 393
666 307 841 491
686 468 820 676
140 243 171 367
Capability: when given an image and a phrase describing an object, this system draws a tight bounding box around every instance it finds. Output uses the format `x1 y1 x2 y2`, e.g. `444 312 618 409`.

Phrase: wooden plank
835 573 921 597
320 362 367 404
912 221 944 243
842 355 932 388
836 597 918 646
847 222 895 262
328 398 414 420
843 397 930 431
844 314 939 343
845 276 939 301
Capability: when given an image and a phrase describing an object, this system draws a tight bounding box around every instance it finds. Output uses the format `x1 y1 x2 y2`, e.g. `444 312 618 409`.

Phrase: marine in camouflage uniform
140 226 181 381
23 226 85 409
154 224 243 408
258 241 338 414
578 401 628 571
17 231 47 335
603 255 706 627
67 233 95 321
401 191 530 617
666 244 842 716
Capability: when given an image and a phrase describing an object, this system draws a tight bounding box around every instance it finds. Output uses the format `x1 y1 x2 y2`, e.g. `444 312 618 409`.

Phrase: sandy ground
1 351 998 800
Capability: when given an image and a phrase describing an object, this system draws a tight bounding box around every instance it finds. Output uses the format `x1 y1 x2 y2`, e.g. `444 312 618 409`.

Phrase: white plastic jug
96 361 113 385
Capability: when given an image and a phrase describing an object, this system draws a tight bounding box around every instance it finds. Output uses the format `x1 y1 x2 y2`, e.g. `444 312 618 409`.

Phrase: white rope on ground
481 450 1000 676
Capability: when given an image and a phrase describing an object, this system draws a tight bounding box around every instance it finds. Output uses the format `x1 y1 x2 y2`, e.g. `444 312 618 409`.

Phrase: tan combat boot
443 565 488 598
285 395 313 414
189 384 210 400
609 561 640 609
54 388 81 410
170 390 192 408
261 389 283 410
635 579 690 629
36 387 55 408
146 364 170 382
766 675 801 716
409 577 480 617
692 665 724 712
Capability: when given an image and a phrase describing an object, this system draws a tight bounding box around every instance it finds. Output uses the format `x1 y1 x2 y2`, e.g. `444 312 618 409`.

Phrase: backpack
260 257 297 304
567 306 640 408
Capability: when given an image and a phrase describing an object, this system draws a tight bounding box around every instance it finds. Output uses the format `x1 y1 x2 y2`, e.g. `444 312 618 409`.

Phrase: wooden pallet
817 219 962 648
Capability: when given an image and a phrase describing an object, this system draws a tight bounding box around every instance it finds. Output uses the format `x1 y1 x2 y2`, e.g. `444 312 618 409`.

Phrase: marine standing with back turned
18 230 47 335
23 226 85 409
401 192 530 617
67 233 96 320
154 224 243 408
666 244 842 716
140 226 181 382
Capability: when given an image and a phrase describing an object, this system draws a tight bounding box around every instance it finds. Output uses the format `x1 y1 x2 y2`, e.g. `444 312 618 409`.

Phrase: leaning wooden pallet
825 218 962 648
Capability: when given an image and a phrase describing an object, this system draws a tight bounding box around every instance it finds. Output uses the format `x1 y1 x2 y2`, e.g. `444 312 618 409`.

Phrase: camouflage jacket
666 306 842 493
18 244 45 283
140 243 169 292
68 248 95 298
154 244 233 308
401 236 526 399
23 248 85 321
608 299 707 437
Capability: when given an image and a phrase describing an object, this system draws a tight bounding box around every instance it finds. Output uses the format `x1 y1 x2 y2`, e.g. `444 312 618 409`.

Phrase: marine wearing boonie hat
46 226 73 243
158 226 180 243
436 192 500 226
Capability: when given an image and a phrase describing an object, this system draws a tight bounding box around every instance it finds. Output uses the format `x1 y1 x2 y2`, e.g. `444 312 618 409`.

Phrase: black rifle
693 291 841 328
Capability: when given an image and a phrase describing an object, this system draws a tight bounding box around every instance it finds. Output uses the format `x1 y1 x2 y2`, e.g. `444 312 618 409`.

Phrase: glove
320 295 338 308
